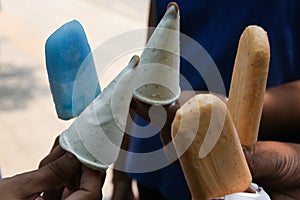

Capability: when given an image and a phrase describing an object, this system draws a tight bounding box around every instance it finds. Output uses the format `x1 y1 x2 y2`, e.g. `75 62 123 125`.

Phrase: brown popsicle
171 94 252 200
228 25 270 146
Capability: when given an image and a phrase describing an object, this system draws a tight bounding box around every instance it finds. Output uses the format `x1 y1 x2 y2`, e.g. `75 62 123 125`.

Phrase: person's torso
127 1 300 199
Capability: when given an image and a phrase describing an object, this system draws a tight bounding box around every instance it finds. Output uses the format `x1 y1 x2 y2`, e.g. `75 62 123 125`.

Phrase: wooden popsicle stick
172 94 252 200
228 25 270 146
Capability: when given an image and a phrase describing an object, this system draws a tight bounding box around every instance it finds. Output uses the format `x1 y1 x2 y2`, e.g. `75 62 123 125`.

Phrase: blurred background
0 0 149 198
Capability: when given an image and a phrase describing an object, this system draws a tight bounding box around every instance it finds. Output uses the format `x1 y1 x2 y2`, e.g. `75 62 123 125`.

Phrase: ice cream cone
59 55 140 170
133 2 180 105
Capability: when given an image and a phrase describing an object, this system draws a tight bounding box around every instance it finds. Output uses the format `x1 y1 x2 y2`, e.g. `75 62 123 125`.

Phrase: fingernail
130 99 137 110
66 152 76 159
35 197 44 200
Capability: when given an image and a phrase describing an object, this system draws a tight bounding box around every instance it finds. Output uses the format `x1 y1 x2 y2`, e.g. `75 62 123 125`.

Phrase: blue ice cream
45 20 101 120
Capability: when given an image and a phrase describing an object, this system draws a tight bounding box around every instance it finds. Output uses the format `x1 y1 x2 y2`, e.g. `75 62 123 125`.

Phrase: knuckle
46 160 65 181
90 191 102 200
39 157 48 168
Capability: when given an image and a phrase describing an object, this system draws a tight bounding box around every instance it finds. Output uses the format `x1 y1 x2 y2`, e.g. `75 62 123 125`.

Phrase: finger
244 141 300 189
269 188 300 200
80 166 106 194
64 191 101 200
65 172 81 190
42 152 82 200
0 176 42 200
65 166 106 200
42 185 64 200
43 155 82 200
39 139 69 199
39 144 66 168
20 152 80 196
62 187 75 199
130 97 151 122
51 135 60 151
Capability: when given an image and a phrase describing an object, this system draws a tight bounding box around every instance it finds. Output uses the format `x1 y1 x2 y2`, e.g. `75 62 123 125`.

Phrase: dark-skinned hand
0 136 106 200
244 141 300 200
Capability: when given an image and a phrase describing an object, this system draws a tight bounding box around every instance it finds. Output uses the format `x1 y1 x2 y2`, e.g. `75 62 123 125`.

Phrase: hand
130 90 226 146
36 136 106 200
0 136 106 200
243 141 300 200
259 80 300 141
111 133 136 200
111 169 135 200
130 90 199 145
129 90 208 162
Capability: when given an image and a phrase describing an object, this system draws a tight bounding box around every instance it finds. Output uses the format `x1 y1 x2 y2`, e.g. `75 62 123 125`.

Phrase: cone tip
167 2 179 13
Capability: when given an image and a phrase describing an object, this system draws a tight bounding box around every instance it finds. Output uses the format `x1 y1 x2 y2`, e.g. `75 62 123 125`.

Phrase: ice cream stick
228 25 270 146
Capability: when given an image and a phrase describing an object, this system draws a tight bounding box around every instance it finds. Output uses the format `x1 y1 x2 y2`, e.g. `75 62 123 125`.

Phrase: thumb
12 152 81 197
243 141 300 190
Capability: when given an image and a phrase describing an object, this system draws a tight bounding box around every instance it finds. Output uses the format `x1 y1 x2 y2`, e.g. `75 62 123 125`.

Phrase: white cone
134 2 180 105
59 56 139 170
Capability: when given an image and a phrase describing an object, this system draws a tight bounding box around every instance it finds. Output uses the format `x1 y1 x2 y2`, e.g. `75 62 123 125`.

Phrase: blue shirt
127 1 300 199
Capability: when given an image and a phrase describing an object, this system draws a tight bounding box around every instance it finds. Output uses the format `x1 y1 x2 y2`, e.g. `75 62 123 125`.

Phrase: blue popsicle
45 20 101 120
